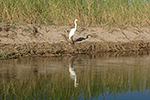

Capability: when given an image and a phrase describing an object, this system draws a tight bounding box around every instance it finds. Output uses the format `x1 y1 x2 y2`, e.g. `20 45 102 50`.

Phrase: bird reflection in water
69 58 78 87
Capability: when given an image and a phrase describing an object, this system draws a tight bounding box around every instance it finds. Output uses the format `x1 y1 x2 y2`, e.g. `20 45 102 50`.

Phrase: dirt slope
0 24 150 59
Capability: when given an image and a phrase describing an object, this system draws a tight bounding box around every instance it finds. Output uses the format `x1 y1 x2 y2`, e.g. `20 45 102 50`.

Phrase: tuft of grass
0 0 150 27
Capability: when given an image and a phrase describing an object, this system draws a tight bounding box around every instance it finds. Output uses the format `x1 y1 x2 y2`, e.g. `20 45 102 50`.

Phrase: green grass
0 0 150 27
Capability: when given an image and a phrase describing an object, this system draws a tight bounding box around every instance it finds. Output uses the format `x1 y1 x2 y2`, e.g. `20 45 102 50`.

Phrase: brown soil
0 24 150 59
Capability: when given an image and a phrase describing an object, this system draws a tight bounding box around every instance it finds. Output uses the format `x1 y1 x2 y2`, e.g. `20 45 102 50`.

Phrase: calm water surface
0 54 150 100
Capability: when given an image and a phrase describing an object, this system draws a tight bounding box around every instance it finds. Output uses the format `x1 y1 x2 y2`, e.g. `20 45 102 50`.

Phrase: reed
0 0 150 27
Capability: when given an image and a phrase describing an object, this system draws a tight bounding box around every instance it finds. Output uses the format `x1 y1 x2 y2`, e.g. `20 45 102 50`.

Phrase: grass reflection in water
0 55 150 99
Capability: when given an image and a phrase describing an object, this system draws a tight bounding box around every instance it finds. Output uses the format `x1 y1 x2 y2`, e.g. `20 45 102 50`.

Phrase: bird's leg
71 36 74 44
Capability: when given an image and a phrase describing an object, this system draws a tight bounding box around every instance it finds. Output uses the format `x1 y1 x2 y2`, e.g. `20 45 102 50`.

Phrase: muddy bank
0 24 150 59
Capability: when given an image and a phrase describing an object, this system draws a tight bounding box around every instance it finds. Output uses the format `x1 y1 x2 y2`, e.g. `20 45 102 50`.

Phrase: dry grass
0 0 150 27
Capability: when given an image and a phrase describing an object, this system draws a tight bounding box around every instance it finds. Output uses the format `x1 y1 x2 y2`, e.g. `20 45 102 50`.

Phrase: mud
0 24 150 59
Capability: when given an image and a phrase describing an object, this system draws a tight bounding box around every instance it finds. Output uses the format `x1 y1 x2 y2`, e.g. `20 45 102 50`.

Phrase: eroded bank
0 24 150 59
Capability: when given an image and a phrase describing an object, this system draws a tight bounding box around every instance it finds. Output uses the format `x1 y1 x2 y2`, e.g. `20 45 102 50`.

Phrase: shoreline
0 24 150 59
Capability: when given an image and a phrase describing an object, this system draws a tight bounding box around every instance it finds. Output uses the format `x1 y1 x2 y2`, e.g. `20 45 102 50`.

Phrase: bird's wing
69 28 75 39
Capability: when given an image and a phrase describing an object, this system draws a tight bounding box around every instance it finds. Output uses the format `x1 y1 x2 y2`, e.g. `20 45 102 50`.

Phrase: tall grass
0 0 150 27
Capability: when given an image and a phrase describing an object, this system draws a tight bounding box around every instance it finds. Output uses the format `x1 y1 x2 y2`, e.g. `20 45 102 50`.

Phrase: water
0 54 150 100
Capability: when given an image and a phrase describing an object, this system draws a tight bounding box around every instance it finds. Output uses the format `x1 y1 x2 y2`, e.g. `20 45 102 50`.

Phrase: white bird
69 19 78 44
69 62 78 87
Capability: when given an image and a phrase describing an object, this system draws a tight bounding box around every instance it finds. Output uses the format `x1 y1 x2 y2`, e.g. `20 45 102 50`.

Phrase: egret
69 19 78 44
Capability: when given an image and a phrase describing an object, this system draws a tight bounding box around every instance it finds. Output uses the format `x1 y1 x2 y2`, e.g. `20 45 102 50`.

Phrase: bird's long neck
74 21 77 29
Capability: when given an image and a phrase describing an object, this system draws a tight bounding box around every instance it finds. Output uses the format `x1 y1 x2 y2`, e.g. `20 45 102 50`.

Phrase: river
0 54 150 100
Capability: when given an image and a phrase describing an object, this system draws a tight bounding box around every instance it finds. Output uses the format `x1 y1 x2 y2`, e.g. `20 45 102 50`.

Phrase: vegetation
0 0 150 27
